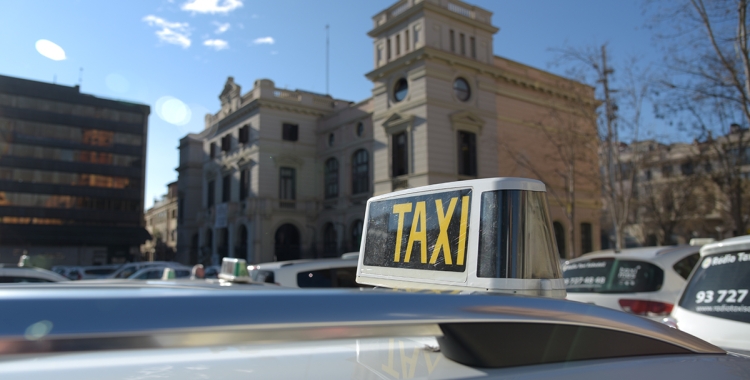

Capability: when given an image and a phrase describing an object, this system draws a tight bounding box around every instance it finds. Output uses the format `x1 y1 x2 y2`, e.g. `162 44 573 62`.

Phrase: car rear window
563 258 664 293
678 251 750 323
85 268 116 276
250 269 275 284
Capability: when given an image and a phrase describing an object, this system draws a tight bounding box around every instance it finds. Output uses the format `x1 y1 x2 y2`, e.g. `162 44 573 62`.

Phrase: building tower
366 0 500 194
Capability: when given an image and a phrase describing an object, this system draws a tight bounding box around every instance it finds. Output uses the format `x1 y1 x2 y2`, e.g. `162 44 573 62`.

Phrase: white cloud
143 15 191 48
181 0 242 14
253 36 274 45
213 22 230 34
204 39 229 50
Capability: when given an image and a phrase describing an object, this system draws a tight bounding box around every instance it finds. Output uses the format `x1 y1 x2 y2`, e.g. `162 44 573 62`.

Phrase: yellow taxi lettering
399 340 420 379
381 338 401 378
423 351 441 374
429 197 458 265
392 203 413 263
457 195 469 266
404 201 427 263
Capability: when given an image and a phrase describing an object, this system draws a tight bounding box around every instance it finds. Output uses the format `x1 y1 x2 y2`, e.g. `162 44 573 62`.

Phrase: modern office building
177 0 601 265
0 74 150 266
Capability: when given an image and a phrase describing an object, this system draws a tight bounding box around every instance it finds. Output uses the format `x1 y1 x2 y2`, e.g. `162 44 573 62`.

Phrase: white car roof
701 235 750 257
252 257 358 271
568 245 701 266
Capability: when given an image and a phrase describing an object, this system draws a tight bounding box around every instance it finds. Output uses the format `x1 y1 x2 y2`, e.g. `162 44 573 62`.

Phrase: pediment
450 110 484 134
382 112 414 134
272 154 304 168
219 76 241 104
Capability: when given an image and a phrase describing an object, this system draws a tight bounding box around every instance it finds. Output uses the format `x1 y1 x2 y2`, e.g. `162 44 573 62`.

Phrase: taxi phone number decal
564 276 606 287
695 289 749 304
363 189 471 272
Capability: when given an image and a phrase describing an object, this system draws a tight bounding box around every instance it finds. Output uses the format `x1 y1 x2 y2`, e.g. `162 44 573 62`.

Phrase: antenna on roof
326 24 329 95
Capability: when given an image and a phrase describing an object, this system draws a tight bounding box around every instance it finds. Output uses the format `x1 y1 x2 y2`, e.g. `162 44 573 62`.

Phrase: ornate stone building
176 0 601 265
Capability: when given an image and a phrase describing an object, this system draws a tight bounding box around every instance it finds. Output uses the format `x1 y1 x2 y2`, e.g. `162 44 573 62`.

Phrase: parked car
106 261 184 279
128 266 192 280
0 286 747 378
79 265 120 279
248 253 360 288
51 265 84 280
563 245 702 319
0 264 69 283
666 235 750 354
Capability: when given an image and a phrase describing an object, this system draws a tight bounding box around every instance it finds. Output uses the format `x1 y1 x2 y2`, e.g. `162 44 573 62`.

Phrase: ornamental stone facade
176 0 601 266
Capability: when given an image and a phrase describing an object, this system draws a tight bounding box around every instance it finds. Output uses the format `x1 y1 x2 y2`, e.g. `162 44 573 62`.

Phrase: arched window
553 221 565 259
352 149 369 194
325 158 338 199
275 224 300 261
323 222 337 257
351 219 363 251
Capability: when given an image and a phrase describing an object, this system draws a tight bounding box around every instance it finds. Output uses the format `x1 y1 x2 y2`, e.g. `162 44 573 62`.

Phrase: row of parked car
561 235 750 354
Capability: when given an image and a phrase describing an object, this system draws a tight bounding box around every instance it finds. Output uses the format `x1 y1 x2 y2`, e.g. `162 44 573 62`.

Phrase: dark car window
251 270 275 284
0 276 53 283
679 251 750 323
673 253 700 280
85 268 117 276
334 267 358 288
297 269 333 288
563 259 664 293
115 266 139 279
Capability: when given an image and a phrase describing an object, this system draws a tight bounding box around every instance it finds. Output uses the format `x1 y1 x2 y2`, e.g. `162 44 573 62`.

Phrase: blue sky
0 0 663 209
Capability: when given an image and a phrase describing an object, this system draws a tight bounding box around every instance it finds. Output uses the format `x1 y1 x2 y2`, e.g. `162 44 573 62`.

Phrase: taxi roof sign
356 177 565 298
219 257 251 283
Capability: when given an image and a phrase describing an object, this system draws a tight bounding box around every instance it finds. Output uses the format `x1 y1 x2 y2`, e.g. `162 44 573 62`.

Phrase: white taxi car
248 253 359 288
2 178 749 378
563 245 701 319
667 235 750 354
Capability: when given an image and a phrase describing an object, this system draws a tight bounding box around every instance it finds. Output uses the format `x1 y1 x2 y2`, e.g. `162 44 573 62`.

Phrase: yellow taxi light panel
357 177 565 298
219 258 250 282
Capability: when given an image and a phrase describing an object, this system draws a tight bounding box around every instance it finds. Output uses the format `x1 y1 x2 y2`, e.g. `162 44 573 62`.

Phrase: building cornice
368 1 498 38
366 47 598 109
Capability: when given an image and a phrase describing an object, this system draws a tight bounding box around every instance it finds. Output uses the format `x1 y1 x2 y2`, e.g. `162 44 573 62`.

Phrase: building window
662 165 673 178
210 143 217 159
704 162 713 173
279 167 296 208
352 149 369 194
356 122 364 137
405 30 409 51
282 123 298 141
681 162 694 176
325 158 339 199
553 221 565 259
450 29 455 52
395 34 401 56
645 170 652 181
470 36 476 58
240 168 250 200
392 132 408 177
414 26 419 44
351 219 363 251
460 33 465 55
222 174 231 203
239 125 250 144
207 180 215 207
457 131 477 176
323 222 337 257
328 133 335 147
387 38 391 61
221 134 231 152
393 78 408 102
581 222 593 254
453 78 471 101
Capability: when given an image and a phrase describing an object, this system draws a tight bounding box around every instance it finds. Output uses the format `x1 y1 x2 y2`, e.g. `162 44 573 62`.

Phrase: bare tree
650 0 750 236
502 97 599 258
550 44 652 251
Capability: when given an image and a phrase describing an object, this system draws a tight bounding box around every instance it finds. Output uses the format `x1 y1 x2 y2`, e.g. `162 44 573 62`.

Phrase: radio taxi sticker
363 189 471 272
691 252 750 317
